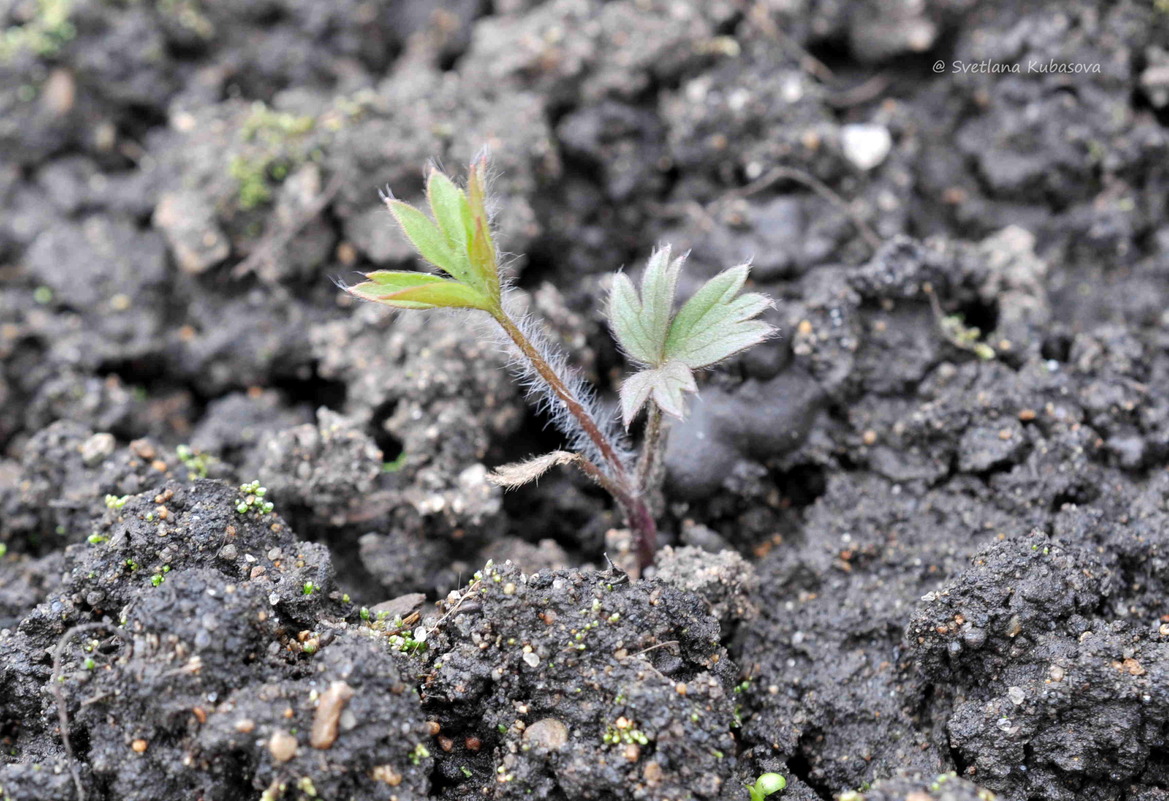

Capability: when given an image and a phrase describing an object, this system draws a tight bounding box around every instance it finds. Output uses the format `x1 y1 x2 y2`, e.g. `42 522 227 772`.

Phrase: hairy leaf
619 361 698 427
349 275 492 311
487 451 580 488
469 214 499 301
426 169 469 252
608 250 774 423
608 245 684 366
466 158 500 302
426 169 486 295
664 264 774 368
344 272 453 309
385 199 459 276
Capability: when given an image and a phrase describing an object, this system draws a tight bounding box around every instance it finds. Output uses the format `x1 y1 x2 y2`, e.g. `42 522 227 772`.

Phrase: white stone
841 123 893 171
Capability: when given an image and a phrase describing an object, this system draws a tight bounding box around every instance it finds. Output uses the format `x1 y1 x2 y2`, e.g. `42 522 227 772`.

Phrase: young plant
338 158 773 569
746 772 787 801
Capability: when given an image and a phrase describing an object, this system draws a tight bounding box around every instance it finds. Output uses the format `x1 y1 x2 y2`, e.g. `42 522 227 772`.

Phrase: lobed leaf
664 264 774 369
619 360 697 427
608 246 684 366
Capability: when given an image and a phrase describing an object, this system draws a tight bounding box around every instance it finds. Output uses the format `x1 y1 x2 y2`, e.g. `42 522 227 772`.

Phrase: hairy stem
494 313 627 479
636 404 664 494
493 311 657 569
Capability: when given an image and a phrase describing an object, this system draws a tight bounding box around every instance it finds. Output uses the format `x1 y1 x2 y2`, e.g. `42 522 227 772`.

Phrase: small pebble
310 681 354 749
840 123 893 171
268 730 298 762
522 718 568 751
80 433 116 466
130 739 148 754
371 765 402 786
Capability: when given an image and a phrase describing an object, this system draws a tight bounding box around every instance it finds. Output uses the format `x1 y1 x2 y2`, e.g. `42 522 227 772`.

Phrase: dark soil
3 1 1169 800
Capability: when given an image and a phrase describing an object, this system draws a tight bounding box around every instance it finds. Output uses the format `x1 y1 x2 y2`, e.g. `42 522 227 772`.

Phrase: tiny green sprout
360 606 371 621
303 582 315 596
408 743 430 765
387 626 428 655
340 158 774 569
382 452 408 473
0 543 7 558
83 657 96 670
926 285 995 361
176 444 212 479
341 593 351 604
104 494 129 510
746 773 787 801
33 286 53 305
150 574 164 587
460 766 473 778
236 481 275 515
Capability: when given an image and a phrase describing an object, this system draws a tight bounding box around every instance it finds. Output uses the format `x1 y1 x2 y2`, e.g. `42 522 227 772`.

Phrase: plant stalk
636 404 664 494
493 311 657 569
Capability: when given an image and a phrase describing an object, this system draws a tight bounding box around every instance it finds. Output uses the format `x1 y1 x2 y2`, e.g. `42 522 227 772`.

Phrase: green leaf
385 199 459 276
346 272 451 309
469 213 500 303
619 361 697 427
426 169 470 252
362 270 452 289
467 158 501 302
348 274 492 311
664 264 774 369
608 246 684 366
426 169 488 295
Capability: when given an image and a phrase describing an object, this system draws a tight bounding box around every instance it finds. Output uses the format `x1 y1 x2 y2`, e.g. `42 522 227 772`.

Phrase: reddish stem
494 313 657 569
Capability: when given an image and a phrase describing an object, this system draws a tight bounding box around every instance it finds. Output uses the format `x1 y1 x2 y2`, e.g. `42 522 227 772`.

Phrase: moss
0 0 75 62
408 743 430 765
154 0 212 37
105 494 130 510
176 444 212 479
235 480 274 514
228 102 316 210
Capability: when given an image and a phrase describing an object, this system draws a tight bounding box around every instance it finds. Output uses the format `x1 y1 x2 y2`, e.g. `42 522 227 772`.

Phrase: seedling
746 773 787 801
339 158 773 568
176 444 212 479
235 480 274 515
